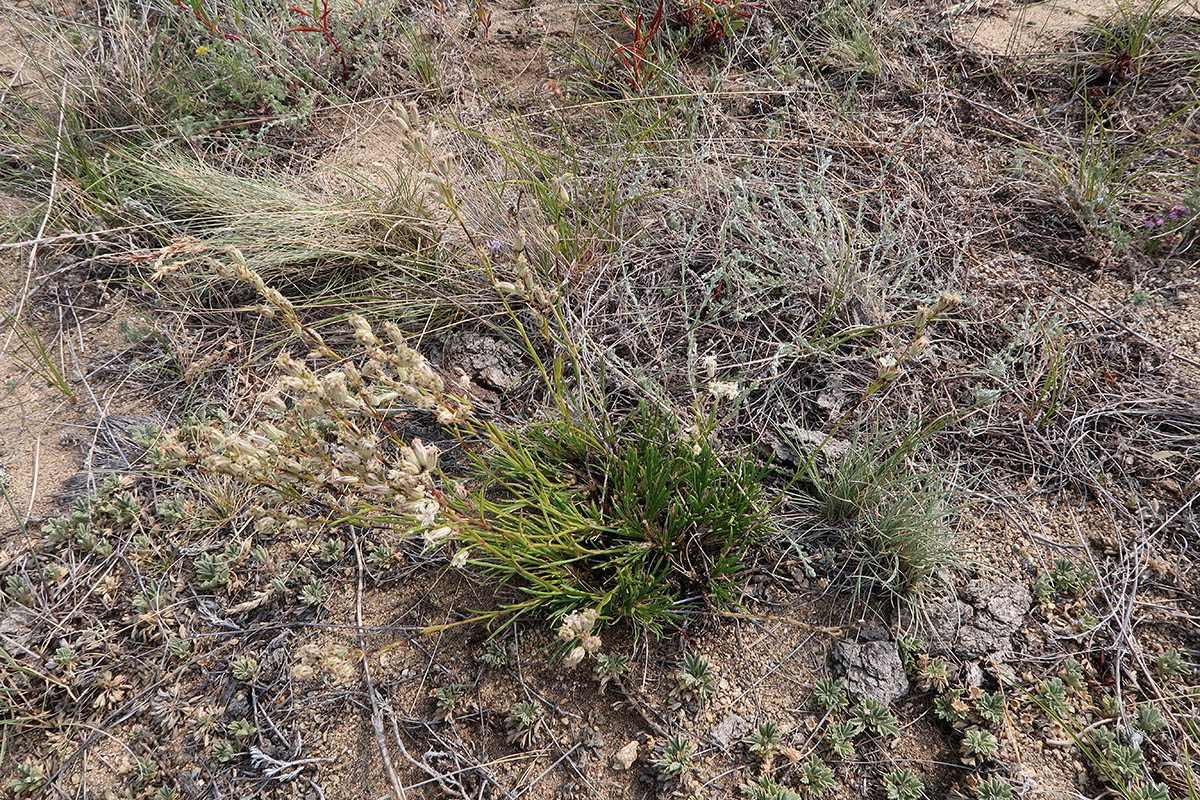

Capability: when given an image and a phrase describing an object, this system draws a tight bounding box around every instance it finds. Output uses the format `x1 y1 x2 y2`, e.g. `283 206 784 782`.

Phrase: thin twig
354 535 407 800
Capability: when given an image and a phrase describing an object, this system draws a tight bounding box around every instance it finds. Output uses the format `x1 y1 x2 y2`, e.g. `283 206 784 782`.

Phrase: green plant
675 651 718 704
318 537 345 563
195 554 230 589
1131 782 1171 800
854 697 900 739
1157 647 1192 677
132 755 157 784
301 578 329 607
226 718 256 740
167 638 192 660
448 403 771 636
1049 558 1093 596
653 734 696 786
53 646 78 672
1032 572 1055 604
211 740 236 763
480 643 507 668
433 684 466 720
1136 703 1167 733
936 689 970 724
814 676 850 712
1087 725 1118 750
882 768 924 800
6 760 45 795
825 719 864 759
4 575 32 605
961 728 1000 764
1062 655 1086 692
898 634 924 670
505 701 543 748
973 777 1013 800
798 753 836 796
594 652 629 693
367 544 395 570
915 656 949 692
741 774 802 800
974 690 1006 726
1037 677 1071 717
231 656 258 682
743 721 782 759
1106 743 1147 781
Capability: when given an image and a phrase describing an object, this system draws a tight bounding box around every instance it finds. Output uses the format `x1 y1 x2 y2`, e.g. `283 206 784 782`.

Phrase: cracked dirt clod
832 639 909 704
612 740 638 771
447 331 524 391
709 713 749 750
911 579 1033 660
0 606 39 656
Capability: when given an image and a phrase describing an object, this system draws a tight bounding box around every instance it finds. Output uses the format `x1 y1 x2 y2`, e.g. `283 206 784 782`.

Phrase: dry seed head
403 101 420 128
708 380 739 401
348 314 379 348
876 354 900 383
551 174 571 204
410 438 438 472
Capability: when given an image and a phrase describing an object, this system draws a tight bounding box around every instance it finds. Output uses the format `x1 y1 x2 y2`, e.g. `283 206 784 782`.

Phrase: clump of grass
12 0 406 150
803 424 962 603
446 402 771 637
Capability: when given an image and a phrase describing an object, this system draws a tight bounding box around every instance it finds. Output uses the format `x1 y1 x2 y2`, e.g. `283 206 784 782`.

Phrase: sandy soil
954 0 1200 53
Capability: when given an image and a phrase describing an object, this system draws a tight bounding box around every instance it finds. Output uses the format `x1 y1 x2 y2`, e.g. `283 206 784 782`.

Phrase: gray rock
709 713 750 749
833 639 909 704
963 661 985 688
0 607 38 654
913 579 1032 660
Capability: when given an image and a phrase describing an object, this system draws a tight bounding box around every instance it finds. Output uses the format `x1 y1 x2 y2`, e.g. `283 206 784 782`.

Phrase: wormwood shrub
446 403 771 637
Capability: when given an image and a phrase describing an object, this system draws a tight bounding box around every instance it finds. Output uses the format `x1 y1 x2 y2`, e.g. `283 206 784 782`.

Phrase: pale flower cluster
708 380 740 401
700 355 739 402
193 258 470 534
558 608 603 668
